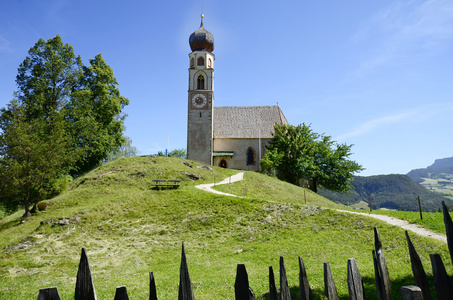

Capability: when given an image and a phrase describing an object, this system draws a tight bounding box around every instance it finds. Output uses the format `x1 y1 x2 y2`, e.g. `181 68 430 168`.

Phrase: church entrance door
220 159 227 168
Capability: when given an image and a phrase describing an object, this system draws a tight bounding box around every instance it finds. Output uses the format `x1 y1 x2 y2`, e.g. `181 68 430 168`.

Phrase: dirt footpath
336 209 447 243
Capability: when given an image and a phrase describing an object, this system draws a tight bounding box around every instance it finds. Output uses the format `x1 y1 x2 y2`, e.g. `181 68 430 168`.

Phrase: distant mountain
318 174 453 212
407 157 453 183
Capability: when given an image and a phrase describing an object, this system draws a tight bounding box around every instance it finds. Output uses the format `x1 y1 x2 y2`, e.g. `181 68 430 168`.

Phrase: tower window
197 57 205 66
197 75 205 90
247 147 256 165
190 58 194 68
208 58 212 68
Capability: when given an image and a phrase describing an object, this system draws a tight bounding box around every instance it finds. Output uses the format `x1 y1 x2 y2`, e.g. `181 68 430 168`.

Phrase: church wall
213 138 271 171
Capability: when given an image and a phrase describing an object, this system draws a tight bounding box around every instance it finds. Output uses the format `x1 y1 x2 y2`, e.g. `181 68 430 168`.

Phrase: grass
1 156 452 299
212 171 343 208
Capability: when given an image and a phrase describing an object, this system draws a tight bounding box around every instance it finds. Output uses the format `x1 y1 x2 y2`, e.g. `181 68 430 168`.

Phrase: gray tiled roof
213 106 288 139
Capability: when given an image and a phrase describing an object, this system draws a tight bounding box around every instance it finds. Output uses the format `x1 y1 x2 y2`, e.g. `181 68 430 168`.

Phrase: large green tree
0 101 74 216
0 35 129 215
261 123 364 193
69 53 129 174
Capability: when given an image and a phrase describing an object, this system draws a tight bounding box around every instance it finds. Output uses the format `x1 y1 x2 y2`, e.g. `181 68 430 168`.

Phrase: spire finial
200 14 204 27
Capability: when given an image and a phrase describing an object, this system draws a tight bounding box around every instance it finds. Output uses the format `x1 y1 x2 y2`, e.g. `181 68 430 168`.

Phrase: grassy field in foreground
0 156 452 299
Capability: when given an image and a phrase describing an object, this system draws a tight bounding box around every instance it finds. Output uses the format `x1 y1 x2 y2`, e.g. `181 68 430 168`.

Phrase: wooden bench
151 179 180 189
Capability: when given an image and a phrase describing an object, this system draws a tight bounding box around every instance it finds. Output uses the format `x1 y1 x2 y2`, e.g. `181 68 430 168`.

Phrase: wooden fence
37 201 453 300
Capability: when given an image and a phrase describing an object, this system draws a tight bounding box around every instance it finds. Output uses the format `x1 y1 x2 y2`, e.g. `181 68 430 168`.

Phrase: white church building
186 16 288 171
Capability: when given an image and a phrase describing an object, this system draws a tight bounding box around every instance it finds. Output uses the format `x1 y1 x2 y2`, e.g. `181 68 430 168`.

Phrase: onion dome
189 14 214 52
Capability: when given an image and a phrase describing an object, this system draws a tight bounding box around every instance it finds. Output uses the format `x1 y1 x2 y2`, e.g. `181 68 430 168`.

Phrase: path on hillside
195 172 244 197
196 173 447 242
336 209 447 243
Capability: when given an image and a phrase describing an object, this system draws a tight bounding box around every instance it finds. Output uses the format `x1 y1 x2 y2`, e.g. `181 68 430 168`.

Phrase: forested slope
319 174 452 211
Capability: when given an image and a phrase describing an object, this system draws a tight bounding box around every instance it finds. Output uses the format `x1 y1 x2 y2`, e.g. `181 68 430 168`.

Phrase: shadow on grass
0 216 23 232
258 273 446 299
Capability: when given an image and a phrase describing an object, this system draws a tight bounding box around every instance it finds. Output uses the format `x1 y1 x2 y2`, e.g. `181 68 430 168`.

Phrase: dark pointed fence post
324 262 339 300
178 243 195 300
37 287 61 300
372 251 383 300
347 258 365 300
114 286 129 300
405 231 432 300
75 248 97 300
374 228 392 300
441 201 453 266
149 272 158 300
430 253 453 300
279 256 291 300
299 256 312 300
234 264 255 300
268 266 278 300
400 286 422 300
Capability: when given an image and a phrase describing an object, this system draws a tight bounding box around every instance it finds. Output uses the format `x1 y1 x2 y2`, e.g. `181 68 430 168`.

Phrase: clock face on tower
191 93 207 108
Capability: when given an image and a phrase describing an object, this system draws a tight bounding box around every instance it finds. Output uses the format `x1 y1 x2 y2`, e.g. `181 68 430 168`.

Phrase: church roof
213 106 288 139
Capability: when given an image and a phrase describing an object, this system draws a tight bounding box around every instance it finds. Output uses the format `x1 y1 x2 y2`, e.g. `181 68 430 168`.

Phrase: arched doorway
220 159 227 168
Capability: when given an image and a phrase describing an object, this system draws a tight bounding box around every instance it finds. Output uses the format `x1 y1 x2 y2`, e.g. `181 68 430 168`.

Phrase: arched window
208 58 212 68
197 57 205 66
190 58 194 68
247 147 255 165
197 75 205 90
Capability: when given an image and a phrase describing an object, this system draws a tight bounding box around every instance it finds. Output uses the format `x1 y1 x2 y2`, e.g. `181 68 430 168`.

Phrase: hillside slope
319 174 452 211
407 157 453 183
0 157 451 299
407 157 453 200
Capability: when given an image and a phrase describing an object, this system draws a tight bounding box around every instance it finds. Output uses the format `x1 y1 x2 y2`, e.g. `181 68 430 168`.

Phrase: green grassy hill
0 156 451 299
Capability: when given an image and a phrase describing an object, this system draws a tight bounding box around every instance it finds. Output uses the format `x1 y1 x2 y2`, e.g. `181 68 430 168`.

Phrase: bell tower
187 15 215 165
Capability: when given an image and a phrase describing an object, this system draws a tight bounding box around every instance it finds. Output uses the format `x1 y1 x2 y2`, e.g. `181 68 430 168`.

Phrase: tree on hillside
261 123 363 193
104 136 139 163
0 35 129 216
156 149 186 158
168 148 186 158
0 101 75 216
69 54 130 174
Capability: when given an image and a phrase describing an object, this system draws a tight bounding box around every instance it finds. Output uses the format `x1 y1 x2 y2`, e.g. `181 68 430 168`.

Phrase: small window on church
197 75 205 90
197 57 205 66
208 58 212 68
190 58 194 68
247 147 255 166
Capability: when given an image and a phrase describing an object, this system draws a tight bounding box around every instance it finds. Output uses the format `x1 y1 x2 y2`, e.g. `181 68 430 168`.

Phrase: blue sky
1 0 452 176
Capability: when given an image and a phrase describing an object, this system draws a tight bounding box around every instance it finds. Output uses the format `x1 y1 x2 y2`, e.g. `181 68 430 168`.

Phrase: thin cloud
336 103 453 141
0 35 11 52
336 110 417 141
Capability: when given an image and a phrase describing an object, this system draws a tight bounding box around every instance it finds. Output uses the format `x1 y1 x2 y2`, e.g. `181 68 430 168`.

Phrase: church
187 16 288 171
